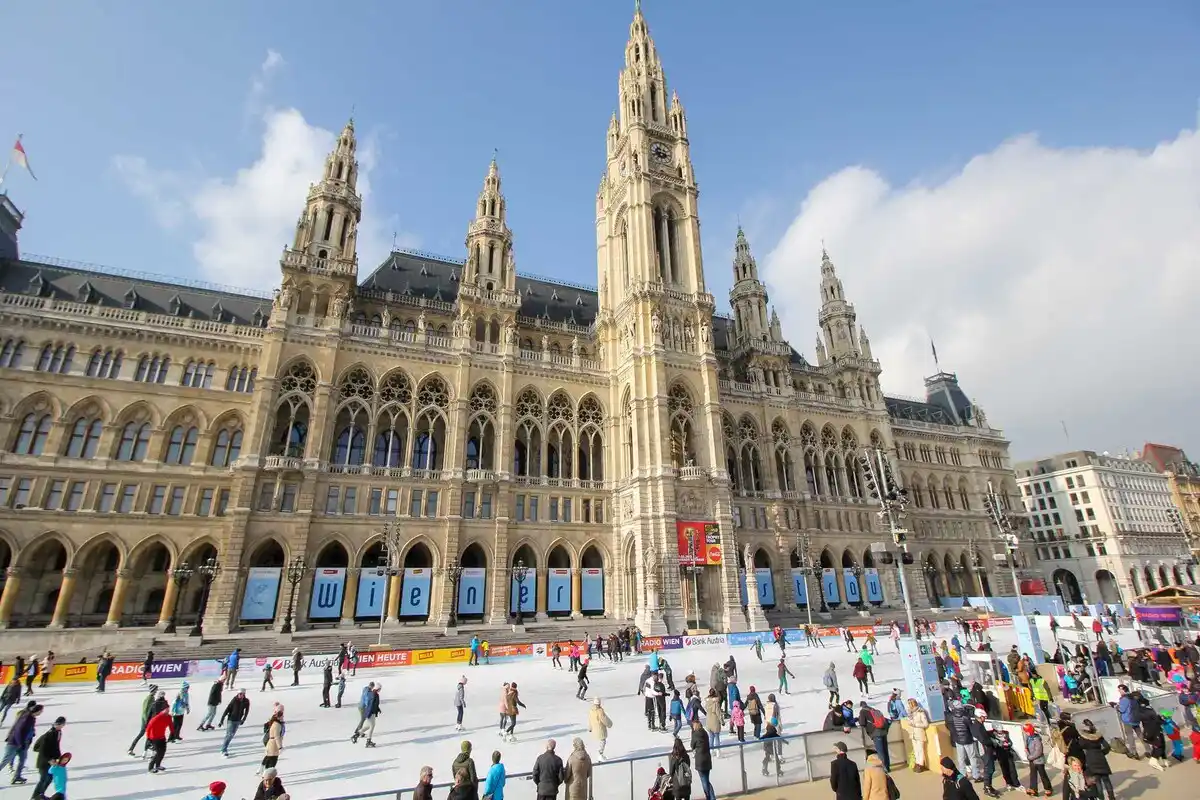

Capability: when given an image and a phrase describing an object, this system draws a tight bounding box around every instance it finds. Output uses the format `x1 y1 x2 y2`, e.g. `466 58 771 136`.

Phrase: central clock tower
595 3 748 634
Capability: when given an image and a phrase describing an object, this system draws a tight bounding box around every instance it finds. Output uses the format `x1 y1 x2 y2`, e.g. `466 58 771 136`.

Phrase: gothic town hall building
0 7 1019 639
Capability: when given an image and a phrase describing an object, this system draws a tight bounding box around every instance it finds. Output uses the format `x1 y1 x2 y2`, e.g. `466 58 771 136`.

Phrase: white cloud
115 50 403 291
246 49 285 118
764 123 1200 457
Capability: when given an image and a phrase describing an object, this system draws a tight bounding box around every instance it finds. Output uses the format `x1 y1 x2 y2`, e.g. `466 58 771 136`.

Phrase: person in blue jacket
225 649 241 689
469 637 480 667
0 702 42 784
481 750 506 800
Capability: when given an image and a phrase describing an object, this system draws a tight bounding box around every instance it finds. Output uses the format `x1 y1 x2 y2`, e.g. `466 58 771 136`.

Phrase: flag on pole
930 338 939 368
11 136 36 180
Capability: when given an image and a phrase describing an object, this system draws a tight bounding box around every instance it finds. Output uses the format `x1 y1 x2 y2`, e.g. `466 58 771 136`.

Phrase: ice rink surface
24 621 1141 800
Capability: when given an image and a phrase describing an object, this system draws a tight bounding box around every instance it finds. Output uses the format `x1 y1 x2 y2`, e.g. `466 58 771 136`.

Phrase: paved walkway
738 757 1195 800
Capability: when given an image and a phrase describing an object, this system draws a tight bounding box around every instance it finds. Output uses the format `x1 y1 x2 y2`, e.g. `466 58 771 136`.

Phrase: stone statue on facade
417 310 427 331
276 280 294 311
651 310 662 342
330 290 348 319
541 335 550 352
380 307 392 329
571 336 580 357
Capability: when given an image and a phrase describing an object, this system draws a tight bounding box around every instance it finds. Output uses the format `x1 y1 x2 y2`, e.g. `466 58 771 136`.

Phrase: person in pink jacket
730 700 746 742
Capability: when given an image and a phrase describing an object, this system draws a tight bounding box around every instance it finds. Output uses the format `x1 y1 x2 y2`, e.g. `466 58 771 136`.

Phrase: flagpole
0 133 15 191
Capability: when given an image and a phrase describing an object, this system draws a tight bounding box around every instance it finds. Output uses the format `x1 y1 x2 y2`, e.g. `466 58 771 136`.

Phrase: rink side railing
316 724 908 800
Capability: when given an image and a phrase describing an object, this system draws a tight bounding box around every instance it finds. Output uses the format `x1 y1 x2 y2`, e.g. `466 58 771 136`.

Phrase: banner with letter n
457 568 486 616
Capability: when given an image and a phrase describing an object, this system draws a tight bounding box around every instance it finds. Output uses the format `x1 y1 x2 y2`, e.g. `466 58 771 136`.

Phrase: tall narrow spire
817 247 860 360
464 156 514 291
286 117 362 270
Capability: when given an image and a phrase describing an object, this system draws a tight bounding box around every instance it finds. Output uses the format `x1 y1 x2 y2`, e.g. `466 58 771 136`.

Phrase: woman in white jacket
905 698 930 772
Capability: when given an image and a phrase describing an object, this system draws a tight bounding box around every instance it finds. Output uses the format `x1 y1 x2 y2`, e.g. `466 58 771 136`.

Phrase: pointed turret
618 0 668 132
817 247 860 360
463 155 518 297
859 325 872 359
283 116 363 279
729 227 772 344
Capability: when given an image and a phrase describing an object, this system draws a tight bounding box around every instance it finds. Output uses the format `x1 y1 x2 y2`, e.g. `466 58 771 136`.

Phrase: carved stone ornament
571 336 580 356
651 311 662 340
380 307 392 328
329 290 348 319
678 489 705 517
743 544 754 572
506 323 518 344
277 280 295 311
541 335 550 352
622 495 633 520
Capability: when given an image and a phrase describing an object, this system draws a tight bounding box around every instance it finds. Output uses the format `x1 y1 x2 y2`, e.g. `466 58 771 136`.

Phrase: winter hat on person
459 676 467 684
1022 723 1036 735
208 781 227 797
593 698 601 706
833 741 847 754
974 708 987 718
461 740 472 753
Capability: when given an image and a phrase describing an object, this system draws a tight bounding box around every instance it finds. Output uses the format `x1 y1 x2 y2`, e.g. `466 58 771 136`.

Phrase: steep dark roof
0 255 272 326
884 396 957 425
360 250 600 327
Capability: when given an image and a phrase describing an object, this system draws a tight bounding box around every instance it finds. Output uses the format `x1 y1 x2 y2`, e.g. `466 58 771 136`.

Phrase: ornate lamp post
189 557 221 637
163 561 193 634
511 559 530 626
794 531 816 627
861 447 916 636
280 556 307 634
983 480 1026 616
442 558 465 629
847 564 864 605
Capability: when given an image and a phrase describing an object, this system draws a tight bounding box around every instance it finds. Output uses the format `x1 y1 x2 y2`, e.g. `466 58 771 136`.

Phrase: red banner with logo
677 521 722 565
355 650 412 668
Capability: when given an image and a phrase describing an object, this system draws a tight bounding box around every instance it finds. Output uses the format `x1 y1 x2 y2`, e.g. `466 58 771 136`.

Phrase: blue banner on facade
755 568 775 606
865 568 884 603
240 567 281 621
308 568 346 619
457 568 486 616
791 568 809 606
547 569 571 612
843 568 862 604
581 568 604 612
727 631 775 647
355 570 387 618
822 568 840 604
401 568 431 617
510 574 536 614
738 570 749 606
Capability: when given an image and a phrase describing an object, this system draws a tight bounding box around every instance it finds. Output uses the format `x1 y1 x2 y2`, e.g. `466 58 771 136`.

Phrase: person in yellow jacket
1029 674 1051 724
587 698 612 760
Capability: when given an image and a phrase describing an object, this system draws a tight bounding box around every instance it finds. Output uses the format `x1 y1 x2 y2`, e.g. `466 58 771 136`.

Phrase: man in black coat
829 741 861 800
690 719 715 800
946 700 981 780
31 715 64 798
531 739 564 800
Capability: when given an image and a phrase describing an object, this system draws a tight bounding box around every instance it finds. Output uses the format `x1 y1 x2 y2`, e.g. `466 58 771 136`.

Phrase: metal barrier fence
318 724 909 800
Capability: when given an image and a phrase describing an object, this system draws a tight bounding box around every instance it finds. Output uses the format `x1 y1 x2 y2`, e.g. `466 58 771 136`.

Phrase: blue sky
3 1 1199 452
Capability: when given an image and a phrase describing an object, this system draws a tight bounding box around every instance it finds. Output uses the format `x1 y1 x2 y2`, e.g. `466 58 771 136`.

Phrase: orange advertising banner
677 521 721 565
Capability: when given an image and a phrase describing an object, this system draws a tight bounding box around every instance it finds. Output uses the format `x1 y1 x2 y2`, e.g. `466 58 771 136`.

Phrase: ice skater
128 687 166 757
168 681 190 742
261 662 274 691
336 671 347 708
225 648 241 688
290 648 303 686
321 663 334 707
141 651 154 683
199 678 222 731
777 659 794 695
843 627 855 652
823 663 839 707
258 707 284 775
576 660 590 701
498 683 511 735
218 688 250 756
753 639 763 661
503 682 525 742
353 682 376 739
38 651 54 689
588 698 612 760
145 706 174 774
551 643 563 670
455 676 468 731
351 684 381 747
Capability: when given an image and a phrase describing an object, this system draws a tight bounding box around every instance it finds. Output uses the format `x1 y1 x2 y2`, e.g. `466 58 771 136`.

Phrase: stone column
340 570 359 627
157 574 179 627
571 569 582 619
0 568 23 629
104 570 132 628
385 574 402 623
48 570 78 629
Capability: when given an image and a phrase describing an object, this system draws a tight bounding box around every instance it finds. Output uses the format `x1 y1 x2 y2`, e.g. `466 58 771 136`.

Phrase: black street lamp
189 558 221 637
442 558 464 629
511 559 530 625
848 564 864 606
163 561 193 634
280 556 307 634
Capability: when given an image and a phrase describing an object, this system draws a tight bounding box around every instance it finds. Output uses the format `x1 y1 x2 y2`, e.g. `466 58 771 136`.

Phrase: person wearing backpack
859 701 891 772
1178 684 1198 730
743 686 763 739
667 736 691 799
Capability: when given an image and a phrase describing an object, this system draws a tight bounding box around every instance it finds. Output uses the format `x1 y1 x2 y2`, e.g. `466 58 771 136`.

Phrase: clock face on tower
651 142 672 165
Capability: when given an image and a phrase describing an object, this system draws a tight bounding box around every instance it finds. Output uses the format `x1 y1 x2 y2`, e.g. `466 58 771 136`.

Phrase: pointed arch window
65 418 103 459
13 413 52 456
116 422 152 462
0 338 25 369
165 426 199 465
211 428 243 467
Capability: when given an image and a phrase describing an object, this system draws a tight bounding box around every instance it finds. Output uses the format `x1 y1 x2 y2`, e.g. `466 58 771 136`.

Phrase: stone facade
1015 450 1197 607
0 7 1016 638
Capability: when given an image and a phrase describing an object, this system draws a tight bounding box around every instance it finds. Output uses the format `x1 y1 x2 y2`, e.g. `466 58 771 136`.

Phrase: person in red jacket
144 708 174 774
